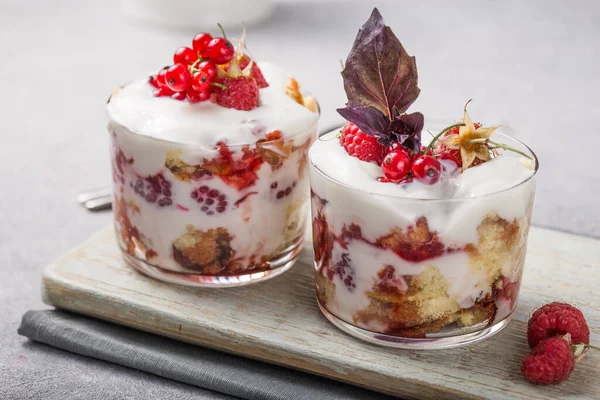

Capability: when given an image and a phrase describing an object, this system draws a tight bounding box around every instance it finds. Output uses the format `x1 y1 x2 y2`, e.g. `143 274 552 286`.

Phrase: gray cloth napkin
18 310 394 400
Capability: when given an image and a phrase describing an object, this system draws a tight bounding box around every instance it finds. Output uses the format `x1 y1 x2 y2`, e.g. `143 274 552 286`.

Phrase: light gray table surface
1 0 599 398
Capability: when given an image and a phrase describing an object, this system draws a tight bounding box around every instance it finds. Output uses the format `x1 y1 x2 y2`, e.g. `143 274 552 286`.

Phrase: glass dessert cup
109 119 317 287
309 131 538 349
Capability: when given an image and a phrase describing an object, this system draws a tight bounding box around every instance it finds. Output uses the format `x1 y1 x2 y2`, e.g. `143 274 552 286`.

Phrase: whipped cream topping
106 62 318 146
309 129 535 200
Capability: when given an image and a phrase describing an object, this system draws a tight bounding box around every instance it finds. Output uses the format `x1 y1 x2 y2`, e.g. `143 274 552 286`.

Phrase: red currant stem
422 123 466 155
217 23 227 38
189 58 211 74
210 82 227 90
486 139 532 159
189 59 201 73
426 130 435 138
586 344 600 351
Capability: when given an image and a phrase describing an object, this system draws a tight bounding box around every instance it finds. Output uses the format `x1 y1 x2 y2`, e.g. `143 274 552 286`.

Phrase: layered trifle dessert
309 9 537 348
106 26 319 286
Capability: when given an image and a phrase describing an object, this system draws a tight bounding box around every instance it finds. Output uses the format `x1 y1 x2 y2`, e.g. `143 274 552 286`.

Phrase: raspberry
191 185 228 215
131 173 173 207
214 76 259 111
271 181 296 199
527 302 590 348
521 336 575 385
238 56 269 88
340 123 385 163
334 253 356 291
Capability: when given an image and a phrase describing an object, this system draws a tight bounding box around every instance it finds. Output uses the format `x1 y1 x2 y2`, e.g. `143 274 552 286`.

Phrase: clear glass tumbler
309 130 538 349
108 118 317 287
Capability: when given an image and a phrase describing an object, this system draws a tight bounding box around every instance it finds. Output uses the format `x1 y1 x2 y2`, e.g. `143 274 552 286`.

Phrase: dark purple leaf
341 8 420 119
389 112 424 153
337 106 389 140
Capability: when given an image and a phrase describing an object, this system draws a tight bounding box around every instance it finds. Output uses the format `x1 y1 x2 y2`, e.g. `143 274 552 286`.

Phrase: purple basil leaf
341 8 420 119
389 112 424 154
336 106 390 140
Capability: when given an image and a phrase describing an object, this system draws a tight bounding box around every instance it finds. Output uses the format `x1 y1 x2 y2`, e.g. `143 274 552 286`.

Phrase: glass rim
106 83 321 150
309 126 539 203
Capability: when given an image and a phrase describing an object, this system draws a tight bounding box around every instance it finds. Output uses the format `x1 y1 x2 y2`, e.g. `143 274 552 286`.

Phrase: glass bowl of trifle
309 9 538 349
106 26 319 286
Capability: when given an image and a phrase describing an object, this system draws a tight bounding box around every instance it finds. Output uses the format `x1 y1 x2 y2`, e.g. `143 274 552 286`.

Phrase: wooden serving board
42 225 599 399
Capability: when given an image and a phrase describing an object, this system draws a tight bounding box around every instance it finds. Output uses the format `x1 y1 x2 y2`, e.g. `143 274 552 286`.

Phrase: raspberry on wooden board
521 336 575 385
520 302 597 386
527 302 590 348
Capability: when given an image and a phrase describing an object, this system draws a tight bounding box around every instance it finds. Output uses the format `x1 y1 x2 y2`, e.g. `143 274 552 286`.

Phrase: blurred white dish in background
121 0 275 29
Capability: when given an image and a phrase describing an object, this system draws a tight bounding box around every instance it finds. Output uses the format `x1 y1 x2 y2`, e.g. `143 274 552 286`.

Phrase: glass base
317 300 512 349
122 235 304 288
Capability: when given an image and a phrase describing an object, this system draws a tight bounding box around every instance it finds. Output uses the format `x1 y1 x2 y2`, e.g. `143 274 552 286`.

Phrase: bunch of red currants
381 144 442 185
340 123 443 185
149 31 235 102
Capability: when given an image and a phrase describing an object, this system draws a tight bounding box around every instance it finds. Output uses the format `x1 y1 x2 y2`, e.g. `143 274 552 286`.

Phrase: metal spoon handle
84 195 113 211
77 188 113 204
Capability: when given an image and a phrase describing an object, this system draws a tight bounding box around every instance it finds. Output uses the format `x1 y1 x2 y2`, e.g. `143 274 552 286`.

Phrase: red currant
171 91 187 101
156 68 170 89
412 155 442 184
387 141 402 152
165 64 191 92
381 150 411 182
187 89 211 103
173 46 197 65
154 87 174 97
387 141 413 155
192 32 213 57
377 175 413 184
206 38 235 64
148 74 159 88
197 61 218 81
437 150 461 168
152 69 175 97
191 71 211 93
